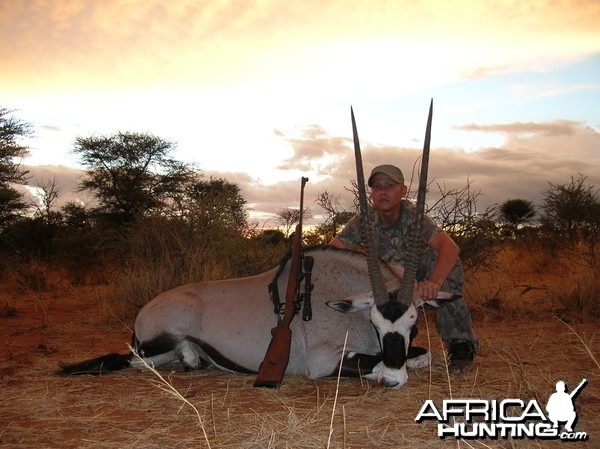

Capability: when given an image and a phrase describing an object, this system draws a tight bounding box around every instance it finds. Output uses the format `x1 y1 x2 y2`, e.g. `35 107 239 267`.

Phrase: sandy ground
1 284 598 448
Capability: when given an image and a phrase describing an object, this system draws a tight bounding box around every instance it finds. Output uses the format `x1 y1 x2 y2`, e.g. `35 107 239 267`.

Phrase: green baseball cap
367 164 405 186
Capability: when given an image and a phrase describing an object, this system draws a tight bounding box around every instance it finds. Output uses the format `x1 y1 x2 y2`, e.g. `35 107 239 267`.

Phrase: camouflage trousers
434 296 479 353
418 249 479 352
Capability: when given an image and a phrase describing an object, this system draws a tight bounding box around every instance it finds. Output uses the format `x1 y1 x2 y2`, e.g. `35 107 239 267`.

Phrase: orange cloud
2 0 598 94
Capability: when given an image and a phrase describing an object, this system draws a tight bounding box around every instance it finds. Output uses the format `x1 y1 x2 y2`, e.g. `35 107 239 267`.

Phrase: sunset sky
2 0 599 224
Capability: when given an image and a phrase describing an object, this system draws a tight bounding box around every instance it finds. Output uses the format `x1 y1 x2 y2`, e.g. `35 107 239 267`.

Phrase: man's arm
328 214 362 250
418 230 460 300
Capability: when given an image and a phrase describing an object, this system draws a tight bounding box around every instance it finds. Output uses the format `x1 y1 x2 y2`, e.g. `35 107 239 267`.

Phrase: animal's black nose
381 378 401 388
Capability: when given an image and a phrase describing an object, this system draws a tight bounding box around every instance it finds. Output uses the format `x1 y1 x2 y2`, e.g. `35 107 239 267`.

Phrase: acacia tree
500 198 536 236
275 207 312 238
72 132 197 225
0 108 32 227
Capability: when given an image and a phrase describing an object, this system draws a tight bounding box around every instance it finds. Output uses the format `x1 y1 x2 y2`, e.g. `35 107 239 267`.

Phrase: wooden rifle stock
254 177 308 388
253 224 301 387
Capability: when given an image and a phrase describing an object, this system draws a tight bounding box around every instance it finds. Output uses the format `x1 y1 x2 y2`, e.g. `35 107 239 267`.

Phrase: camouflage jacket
335 200 464 294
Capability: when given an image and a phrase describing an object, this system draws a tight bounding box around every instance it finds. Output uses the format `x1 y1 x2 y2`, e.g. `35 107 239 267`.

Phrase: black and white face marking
370 301 417 388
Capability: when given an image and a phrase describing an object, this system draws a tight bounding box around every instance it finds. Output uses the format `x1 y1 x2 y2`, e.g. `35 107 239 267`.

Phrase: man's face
369 173 407 212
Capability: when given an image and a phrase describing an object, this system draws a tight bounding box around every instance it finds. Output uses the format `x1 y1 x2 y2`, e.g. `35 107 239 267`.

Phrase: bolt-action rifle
254 177 308 388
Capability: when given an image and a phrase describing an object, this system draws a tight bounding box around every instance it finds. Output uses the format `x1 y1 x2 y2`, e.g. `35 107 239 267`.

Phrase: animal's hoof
407 347 430 369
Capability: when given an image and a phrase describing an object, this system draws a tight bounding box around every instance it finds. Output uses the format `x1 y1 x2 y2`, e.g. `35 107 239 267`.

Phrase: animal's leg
178 340 206 370
334 352 383 378
406 346 430 369
130 350 178 370
334 347 429 379
405 324 430 369
131 333 180 370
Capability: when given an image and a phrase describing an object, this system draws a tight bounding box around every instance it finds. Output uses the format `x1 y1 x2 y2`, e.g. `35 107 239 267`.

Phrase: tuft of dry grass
550 274 600 317
498 239 560 275
556 317 600 372
128 344 212 448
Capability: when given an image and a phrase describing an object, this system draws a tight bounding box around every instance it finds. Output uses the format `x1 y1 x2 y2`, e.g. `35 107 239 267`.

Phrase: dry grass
465 241 600 320
1 282 599 449
1 241 599 448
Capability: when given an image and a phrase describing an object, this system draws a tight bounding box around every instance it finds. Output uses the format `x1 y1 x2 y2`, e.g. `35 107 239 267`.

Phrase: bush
103 216 287 317
549 271 600 318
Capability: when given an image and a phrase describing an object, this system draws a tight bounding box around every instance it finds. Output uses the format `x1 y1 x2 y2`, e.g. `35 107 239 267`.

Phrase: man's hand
417 280 440 301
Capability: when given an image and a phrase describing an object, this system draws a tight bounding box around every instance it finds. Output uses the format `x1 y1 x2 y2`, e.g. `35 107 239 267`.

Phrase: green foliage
0 108 32 228
0 216 55 261
0 108 31 183
500 198 536 236
0 186 28 229
60 201 92 229
500 198 536 224
106 215 287 315
253 229 287 246
178 177 249 233
72 131 197 225
0 111 302 293
0 202 110 285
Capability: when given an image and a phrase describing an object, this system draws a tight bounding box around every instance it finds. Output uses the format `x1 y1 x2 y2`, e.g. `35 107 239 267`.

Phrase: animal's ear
326 293 374 313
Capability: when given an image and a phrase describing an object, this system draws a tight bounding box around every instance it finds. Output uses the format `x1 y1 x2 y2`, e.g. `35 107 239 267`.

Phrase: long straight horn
351 107 388 304
396 99 433 306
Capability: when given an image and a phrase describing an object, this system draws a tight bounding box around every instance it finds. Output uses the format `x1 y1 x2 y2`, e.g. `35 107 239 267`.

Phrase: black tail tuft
58 353 132 375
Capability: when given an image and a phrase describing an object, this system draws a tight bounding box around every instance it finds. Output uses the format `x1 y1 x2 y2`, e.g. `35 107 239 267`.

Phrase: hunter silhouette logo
546 378 587 434
416 378 589 441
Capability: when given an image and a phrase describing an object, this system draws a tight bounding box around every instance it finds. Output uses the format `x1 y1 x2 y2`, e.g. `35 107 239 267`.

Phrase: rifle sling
268 248 290 321
268 248 311 323
268 280 282 322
